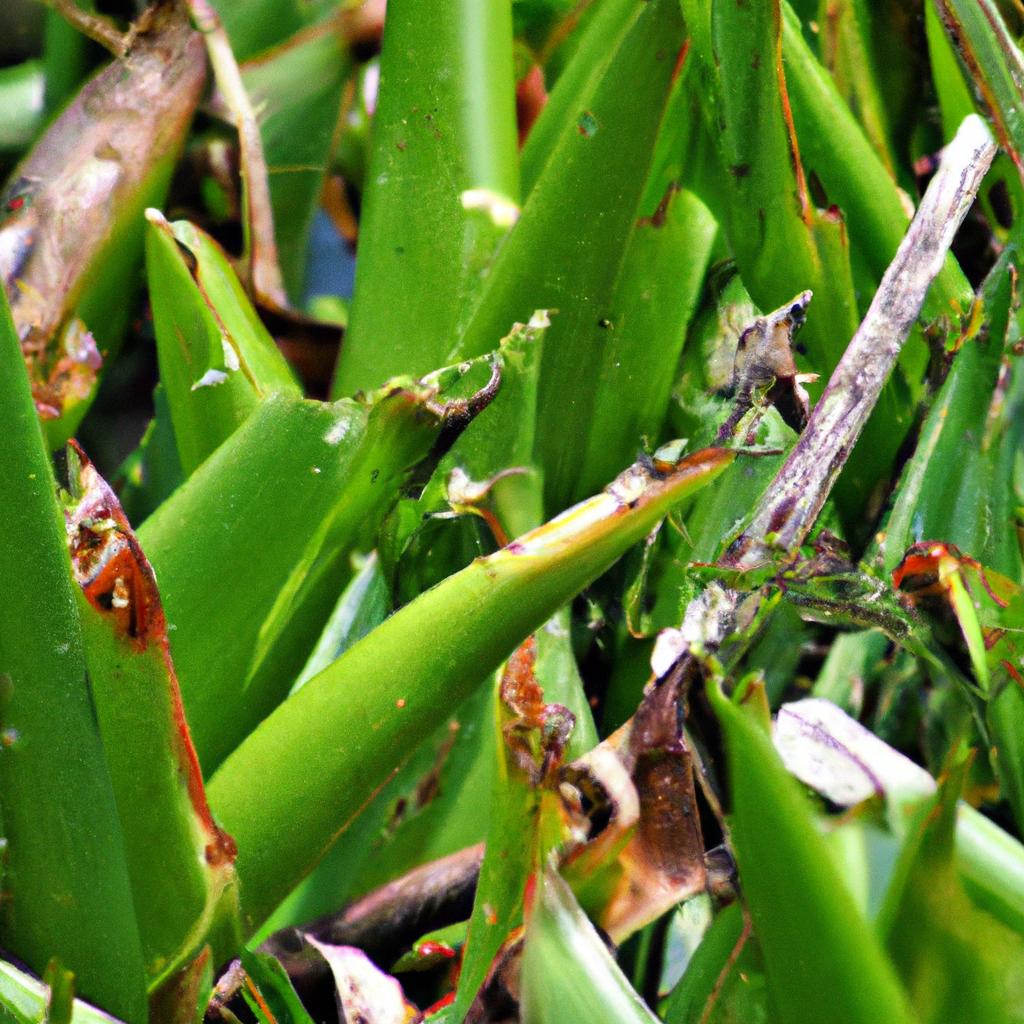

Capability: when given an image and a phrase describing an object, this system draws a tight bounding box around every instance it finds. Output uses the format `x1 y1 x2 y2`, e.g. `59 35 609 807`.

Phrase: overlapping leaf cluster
1 0 1024 1022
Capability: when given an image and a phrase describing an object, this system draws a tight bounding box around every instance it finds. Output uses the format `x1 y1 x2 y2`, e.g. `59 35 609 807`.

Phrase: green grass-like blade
934 0 1024 184
65 449 240 985
459 0 686 512
0 288 148 1021
332 0 519 395
208 446 733 933
709 680 917 1024
145 213 301 476
138 376 454 773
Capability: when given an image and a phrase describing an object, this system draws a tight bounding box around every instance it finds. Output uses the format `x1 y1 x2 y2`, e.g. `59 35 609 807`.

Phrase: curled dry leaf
715 290 816 443
559 656 706 943
773 697 936 810
304 937 417 1024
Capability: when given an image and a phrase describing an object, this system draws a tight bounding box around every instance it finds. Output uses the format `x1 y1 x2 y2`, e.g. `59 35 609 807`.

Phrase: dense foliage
1 0 1024 1021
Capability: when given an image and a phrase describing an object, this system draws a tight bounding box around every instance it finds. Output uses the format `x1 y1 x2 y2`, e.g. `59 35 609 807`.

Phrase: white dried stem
723 114 995 569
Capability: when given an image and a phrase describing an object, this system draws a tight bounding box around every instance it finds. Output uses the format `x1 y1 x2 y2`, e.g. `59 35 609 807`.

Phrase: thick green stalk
333 0 519 395
208 447 733 934
0 290 148 1020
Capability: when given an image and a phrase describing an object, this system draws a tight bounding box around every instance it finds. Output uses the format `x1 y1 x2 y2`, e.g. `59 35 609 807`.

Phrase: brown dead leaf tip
500 637 575 783
65 441 160 645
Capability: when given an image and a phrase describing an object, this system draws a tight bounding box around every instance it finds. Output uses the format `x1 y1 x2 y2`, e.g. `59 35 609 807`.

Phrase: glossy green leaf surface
709 681 917 1024
520 867 659 1024
145 213 300 476
332 0 519 395
0 290 147 1021
879 758 1024 1024
933 0 1024 183
65 449 240 984
209 446 732 933
139 367 468 773
458 0 686 512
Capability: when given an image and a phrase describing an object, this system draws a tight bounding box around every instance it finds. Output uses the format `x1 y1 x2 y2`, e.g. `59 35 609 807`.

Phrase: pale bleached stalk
187 0 289 309
723 114 995 569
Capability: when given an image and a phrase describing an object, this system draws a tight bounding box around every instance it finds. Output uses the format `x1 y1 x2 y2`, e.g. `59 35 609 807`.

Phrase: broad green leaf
332 0 519 395
263 319 591 935
684 0 858 376
662 903 769 1024
573 187 717 499
687 0 915 527
255 686 493 942
64 447 241 985
518 0 643 195
240 22 352 302
145 212 300 476
0 287 147 1021
208 446 733 934
0 4 206 447
520 866 659 1024
878 756 1024 1024
708 679 917 1024
140 357 491 774
814 0 897 177
457 0 687 512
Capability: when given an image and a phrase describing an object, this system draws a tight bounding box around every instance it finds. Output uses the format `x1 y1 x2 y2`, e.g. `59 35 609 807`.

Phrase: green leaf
64 447 241 985
457 0 687 511
332 0 519 395
688 0 859 376
0 61 44 151
208 446 733 934
0 957 127 1024
878 755 1024 1024
520 866 659 1024
240 23 353 303
239 951 314 1024
708 679 917 1024
0 284 148 1021
145 212 301 476
662 903 769 1024
780 2 972 321
881 245 1021 577
933 0 1024 185
572 187 717 499
139 361 483 774
146 212 301 475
